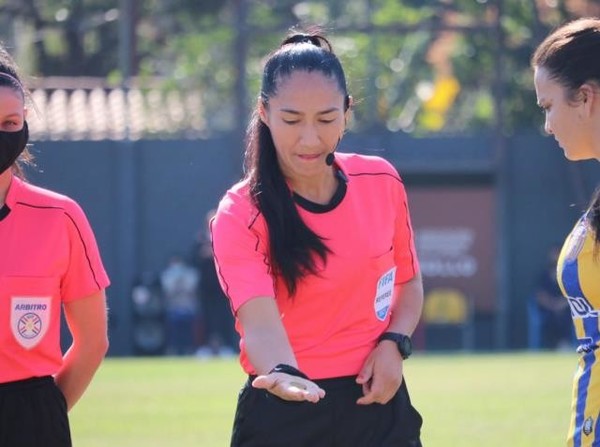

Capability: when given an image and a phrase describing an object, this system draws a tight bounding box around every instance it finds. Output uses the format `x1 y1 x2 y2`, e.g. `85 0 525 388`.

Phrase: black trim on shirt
347 171 403 183
0 204 10 221
293 169 348 214
14 201 102 290
401 199 417 277
348 169 416 275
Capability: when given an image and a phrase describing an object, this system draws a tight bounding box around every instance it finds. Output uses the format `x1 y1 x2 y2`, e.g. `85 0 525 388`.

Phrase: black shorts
231 375 422 447
0 376 72 447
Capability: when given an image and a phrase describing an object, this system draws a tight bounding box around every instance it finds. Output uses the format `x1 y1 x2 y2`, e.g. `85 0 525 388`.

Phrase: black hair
0 43 31 179
244 28 350 295
589 187 600 250
531 18 600 103
532 18 600 248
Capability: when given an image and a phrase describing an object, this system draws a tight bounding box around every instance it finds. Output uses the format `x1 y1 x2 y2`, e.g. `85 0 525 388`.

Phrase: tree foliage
0 0 597 135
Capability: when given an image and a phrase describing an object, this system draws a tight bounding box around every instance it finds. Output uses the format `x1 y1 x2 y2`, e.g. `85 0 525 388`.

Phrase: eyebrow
280 107 340 115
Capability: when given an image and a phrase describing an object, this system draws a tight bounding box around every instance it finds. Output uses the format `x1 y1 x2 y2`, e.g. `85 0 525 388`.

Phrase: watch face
379 332 412 358
400 337 412 357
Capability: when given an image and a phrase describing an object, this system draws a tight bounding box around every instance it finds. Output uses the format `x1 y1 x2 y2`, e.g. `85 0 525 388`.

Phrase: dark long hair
0 43 32 179
532 18 600 247
244 29 349 295
589 187 600 248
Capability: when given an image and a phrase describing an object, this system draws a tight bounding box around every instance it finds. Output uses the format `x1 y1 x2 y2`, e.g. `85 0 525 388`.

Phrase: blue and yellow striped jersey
558 213 600 348
557 212 600 447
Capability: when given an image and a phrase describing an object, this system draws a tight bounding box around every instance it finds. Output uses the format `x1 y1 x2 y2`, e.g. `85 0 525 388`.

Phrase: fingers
356 374 402 405
356 385 388 405
355 374 367 384
252 373 325 403
356 382 377 405
355 375 373 404
356 352 374 386
252 374 277 390
356 351 375 404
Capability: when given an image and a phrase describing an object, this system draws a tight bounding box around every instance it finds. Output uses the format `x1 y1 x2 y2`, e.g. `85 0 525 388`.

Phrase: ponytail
245 112 330 296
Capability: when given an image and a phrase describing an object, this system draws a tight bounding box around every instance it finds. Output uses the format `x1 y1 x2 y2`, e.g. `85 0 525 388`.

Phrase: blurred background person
160 253 199 355
195 209 238 358
530 246 574 351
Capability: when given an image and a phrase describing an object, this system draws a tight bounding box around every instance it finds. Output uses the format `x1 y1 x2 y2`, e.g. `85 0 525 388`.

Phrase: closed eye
2 120 21 130
537 101 550 113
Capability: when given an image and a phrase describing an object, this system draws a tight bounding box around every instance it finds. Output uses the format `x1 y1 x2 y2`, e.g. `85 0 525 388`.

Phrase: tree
1 0 595 136
0 0 121 76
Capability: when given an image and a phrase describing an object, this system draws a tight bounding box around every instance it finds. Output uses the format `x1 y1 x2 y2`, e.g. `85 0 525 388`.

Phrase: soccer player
532 17 600 447
0 43 110 446
211 29 423 446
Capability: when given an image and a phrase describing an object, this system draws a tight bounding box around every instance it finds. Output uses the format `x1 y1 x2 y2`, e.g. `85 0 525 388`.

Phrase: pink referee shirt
212 153 419 379
0 176 110 383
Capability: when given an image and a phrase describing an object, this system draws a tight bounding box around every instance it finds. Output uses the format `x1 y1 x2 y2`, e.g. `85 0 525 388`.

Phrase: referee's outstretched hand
252 373 326 403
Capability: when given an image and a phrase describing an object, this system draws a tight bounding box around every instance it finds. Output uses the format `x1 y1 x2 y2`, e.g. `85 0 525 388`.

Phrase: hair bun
283 33 319 46
282 33 332 51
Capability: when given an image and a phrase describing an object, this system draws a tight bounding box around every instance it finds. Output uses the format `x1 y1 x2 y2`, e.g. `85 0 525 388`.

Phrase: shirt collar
0 175 23 221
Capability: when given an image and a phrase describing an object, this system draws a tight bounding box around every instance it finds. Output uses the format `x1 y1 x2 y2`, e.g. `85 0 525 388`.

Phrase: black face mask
0 121 29 174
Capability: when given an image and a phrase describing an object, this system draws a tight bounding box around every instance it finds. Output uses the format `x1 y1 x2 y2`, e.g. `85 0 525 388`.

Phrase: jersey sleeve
61 200 110 302
391 170 420 284
211 191 275 313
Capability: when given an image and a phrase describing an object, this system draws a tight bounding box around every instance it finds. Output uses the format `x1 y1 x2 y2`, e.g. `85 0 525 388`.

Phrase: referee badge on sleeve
374 267 396 321
11 297 51 349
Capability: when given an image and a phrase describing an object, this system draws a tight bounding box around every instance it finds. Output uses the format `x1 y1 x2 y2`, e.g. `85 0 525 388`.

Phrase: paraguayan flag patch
11 296 51 349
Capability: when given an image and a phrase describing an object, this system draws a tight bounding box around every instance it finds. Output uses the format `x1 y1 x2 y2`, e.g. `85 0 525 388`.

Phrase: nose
544 116 553 135
299 123 320 146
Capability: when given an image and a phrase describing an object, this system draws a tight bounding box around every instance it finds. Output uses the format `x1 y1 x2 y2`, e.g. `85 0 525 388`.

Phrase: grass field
69 352 575 447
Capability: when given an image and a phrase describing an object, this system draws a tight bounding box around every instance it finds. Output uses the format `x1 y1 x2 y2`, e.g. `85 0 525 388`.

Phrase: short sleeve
211 191 275 312
61 200 110 302
392 173 420 284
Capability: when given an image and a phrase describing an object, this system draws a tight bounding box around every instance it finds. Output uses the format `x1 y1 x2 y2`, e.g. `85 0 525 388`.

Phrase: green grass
70 352 575 446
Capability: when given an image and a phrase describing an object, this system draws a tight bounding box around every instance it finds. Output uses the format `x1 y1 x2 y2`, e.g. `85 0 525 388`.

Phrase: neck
593 127 600 162
589 106 600 161
288 167 337 205
0 169 13 207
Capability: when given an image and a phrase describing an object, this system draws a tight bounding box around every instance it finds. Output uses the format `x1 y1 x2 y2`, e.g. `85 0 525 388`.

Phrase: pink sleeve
211 195 275 313
61 200 110 302
393 178 420 284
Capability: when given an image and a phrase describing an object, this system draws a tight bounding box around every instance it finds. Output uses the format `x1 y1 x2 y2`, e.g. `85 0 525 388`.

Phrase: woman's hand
237 297 325 402
355 340 403 405
356 273 422 405
252 372 325 403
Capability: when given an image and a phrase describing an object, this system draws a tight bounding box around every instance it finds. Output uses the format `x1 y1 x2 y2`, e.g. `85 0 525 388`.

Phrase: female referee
0 43 110 446
532 17 600 447
211 29 423 446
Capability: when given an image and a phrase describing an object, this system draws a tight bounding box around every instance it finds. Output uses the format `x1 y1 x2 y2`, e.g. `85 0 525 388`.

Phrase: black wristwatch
378 332 412 359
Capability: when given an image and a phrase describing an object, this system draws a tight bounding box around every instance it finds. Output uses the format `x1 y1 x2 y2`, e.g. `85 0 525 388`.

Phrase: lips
297 153 321 161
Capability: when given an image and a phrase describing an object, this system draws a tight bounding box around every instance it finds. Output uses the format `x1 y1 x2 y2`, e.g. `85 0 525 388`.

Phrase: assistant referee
0 43 110 447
